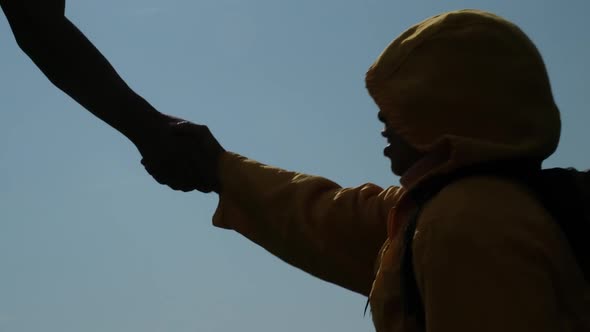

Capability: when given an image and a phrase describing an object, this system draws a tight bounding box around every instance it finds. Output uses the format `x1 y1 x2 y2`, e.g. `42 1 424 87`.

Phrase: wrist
124 106 172 147
212 150 228 194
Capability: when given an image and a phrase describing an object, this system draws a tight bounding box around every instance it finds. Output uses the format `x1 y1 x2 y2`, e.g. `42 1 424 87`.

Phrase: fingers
142 156 216 193
169 122 210 142
142 157 172 186
142 154 196 192
139 119 223 193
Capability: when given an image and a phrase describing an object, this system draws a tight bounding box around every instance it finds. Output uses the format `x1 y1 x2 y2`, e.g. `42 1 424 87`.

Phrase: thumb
171 121 209 138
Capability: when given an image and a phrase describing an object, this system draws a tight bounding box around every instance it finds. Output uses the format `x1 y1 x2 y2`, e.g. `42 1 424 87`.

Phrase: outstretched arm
0 0 170 148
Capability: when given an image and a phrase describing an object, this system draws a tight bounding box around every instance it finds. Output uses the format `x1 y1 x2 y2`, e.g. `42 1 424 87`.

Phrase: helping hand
138 119 226 193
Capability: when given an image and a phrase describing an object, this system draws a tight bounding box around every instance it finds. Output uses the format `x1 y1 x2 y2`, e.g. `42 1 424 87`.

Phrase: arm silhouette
1 0 226 192
0 0 172 149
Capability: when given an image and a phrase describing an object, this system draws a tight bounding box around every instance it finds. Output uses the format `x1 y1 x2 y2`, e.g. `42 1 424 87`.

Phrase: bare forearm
1 1 165 145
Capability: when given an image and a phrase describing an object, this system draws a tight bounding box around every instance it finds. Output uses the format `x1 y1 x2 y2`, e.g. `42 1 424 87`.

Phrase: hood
365 9 561 190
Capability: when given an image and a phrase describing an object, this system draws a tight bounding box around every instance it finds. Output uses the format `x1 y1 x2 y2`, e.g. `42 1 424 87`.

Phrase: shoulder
408 177 582 332
418 175 555 241
411 175 565 270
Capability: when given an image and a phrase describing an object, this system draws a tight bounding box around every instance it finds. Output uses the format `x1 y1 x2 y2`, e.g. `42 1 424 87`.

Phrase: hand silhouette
139 120 225 193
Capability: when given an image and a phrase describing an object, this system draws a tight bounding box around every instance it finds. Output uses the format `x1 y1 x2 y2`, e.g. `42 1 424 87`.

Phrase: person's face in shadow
378 111 424 177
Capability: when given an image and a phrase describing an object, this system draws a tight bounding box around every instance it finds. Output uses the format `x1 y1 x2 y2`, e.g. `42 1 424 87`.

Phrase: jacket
212 9 590 332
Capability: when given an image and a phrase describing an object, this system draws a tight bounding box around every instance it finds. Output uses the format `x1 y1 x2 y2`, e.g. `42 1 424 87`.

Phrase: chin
388 156 413 177
389 161 405 177
391 167 403 177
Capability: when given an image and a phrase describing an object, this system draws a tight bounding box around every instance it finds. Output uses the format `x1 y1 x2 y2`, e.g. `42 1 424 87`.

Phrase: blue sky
0 1 588 331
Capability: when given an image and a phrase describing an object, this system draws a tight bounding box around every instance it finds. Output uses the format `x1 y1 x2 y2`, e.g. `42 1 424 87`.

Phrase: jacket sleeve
213 152 402 296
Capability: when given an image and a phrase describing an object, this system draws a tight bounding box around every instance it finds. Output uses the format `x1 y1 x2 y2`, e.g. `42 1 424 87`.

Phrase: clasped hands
134 115 225 194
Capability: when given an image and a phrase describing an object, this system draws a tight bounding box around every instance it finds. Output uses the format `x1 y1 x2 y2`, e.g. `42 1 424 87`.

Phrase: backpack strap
400 202 426 329
527 168 590 280
400 163 589 326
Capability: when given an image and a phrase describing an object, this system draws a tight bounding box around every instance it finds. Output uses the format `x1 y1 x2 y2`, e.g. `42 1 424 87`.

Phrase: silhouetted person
2 2 589 331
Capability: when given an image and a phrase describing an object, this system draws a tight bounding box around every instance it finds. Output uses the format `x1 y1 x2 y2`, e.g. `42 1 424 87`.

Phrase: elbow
9 21 40 56
10 17 61 56
14 34 35 56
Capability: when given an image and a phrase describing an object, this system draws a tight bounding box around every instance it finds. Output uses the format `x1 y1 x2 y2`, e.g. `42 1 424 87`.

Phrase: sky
0 1 588 331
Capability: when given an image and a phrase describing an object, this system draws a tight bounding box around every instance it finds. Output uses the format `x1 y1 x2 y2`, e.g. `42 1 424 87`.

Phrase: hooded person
211 9 590 332
3 2 587 330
